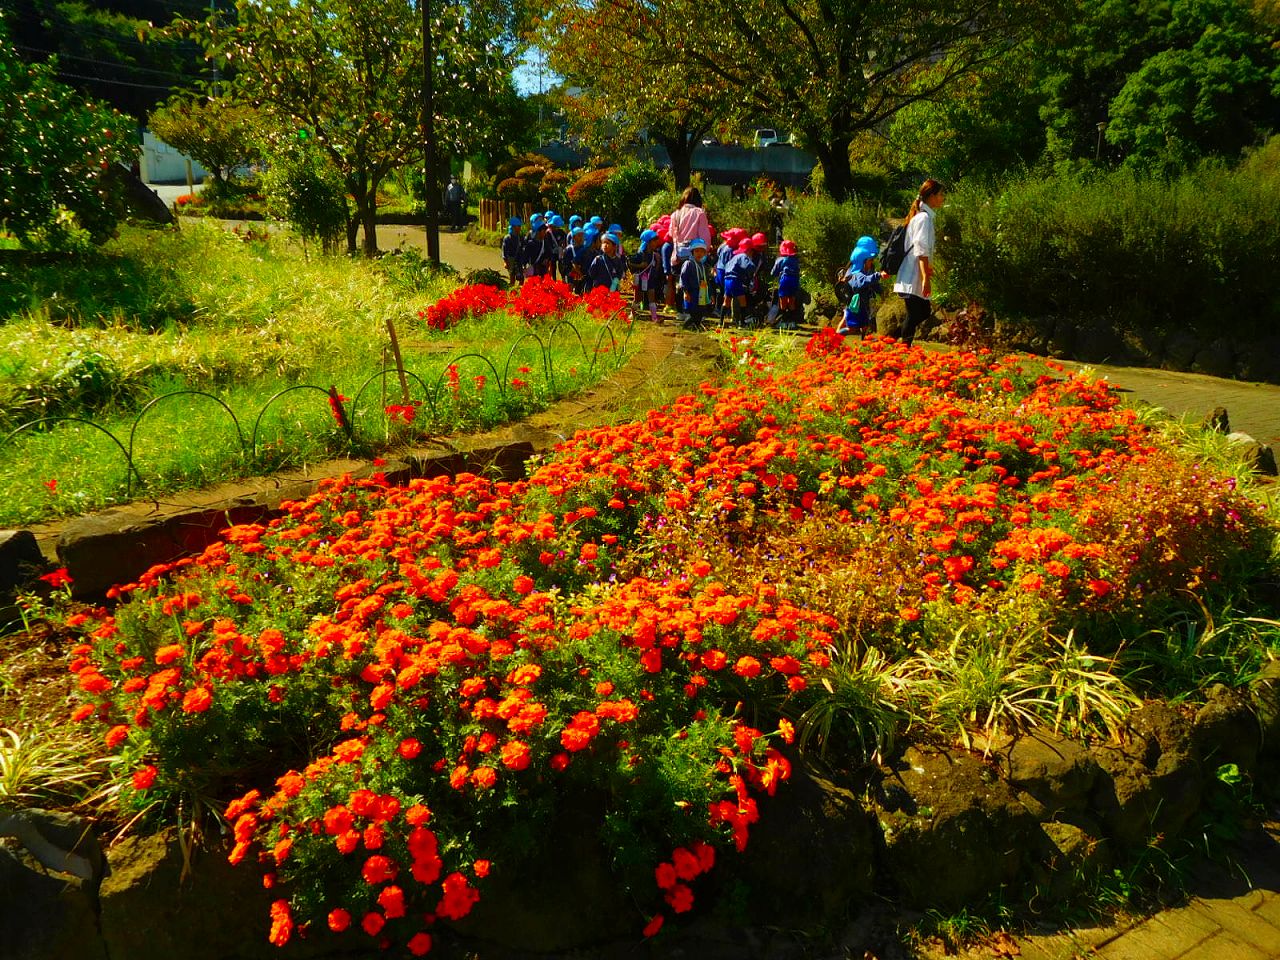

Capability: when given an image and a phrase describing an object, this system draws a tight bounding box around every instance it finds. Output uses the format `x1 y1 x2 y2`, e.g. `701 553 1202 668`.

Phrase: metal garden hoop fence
0 318 635 501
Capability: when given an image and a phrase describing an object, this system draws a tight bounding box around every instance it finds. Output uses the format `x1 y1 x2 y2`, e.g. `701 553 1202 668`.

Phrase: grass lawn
0 223 633 526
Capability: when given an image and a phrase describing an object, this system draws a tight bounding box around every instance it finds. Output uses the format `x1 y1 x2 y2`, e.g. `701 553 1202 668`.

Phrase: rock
1048 321 1076 360
1033 818 1112 902
99 830 337 960
732 768 875 927
875 297 906 338
0 843 106 960
1090 703 1203 848
1163 330 1200 369
103 163 175 225
1200 407 1231 434
447 789 633 951
1250 660 1280 759
0 808 104 885
1192 339 1235 378
872 745 1039 909
1193 684 1261 772
1235 336 1280 384
1001 731 1099 818
1124 325 1165 366
1225 433 1279 476
1074 324 1127 364
0 530 45 599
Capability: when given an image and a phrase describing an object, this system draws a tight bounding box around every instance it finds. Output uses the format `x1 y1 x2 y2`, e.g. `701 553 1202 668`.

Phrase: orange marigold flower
323 806 353 835
733 656 761 679
328 908 351 932
268 899 293 946
436 872 480 920
132 765 157 790
70 704 94 723
404 803 432 826
512 575 534 595
361 854 396 885
778 718 796 744
377 885 406 919
104 724 129 748
154 644 185 665
398 738 422 759
1087 579 1113 597
500 740 531 771
472 766 497 790
181 686 213 714
333 738 366 763
473 859 491 878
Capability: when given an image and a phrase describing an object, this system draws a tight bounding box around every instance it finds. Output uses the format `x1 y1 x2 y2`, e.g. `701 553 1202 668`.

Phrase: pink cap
779 239 797 256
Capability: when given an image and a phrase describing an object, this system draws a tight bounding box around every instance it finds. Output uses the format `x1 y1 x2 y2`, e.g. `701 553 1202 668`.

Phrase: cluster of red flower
417 275 629 331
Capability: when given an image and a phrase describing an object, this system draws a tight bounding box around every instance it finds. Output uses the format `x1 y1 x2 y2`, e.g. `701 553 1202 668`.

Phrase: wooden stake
385 318 411 405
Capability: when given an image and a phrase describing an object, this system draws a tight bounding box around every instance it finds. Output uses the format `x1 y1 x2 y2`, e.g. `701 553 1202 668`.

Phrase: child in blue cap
523 217 556 279
502 217 523 285
837 236 888 337
562 226 586 293
679 238 714 330
549 215 568 279
629 228 664 324
587 233 625 292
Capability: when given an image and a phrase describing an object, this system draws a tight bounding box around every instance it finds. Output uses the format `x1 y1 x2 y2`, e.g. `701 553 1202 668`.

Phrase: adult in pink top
668 186 712 267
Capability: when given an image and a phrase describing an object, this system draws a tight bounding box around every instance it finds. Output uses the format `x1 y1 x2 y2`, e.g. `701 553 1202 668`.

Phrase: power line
52 67 178 91
15 42 196 79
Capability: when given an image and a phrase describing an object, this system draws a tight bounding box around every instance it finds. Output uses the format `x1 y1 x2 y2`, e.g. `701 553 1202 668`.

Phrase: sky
511 46 561 97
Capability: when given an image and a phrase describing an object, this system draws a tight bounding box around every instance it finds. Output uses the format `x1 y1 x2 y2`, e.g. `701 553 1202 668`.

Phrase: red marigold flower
642 913 665 938
733 656 761 679
654 861 678 889
899 606 921 622
512 575 534 595
323 806 353 835
436 872 480 920
398 738 423 759
472 766 497 789
43 478 58 494
132 765 158 790
691 841 715 873
405 803 432 826
70 704 94 723
361 854 396 885
328 908 351 932
640 648 662 673
39 567 72 587
473 859 491 878
361 911 385 937
377 885 406 919
181 686 213 714
268 899 293 946
333 738 366 763
154 644 185 665
665 883 695 913
549 752 570 771
104 724 129 748
407 932 433 955
1087 579 1113 597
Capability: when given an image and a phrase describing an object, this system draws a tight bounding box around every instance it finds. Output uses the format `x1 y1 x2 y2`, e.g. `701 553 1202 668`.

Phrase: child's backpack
881 224 909 275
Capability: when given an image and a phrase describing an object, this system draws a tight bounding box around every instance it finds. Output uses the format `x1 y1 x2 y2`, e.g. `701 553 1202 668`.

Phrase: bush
261 146 348 253
566 167 615 212
785 196 885 289
539 170 572 212
496 177 536 203
593 163 665 229
0 24 130 249
149 98 263 189
941 149 1280 339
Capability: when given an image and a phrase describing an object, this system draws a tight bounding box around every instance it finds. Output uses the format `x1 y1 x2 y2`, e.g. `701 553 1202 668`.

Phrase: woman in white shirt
892 178 946 346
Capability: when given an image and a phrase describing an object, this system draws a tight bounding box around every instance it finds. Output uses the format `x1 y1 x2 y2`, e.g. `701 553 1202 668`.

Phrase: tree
0 18 131 249
189 0 517 256
6 0 211 120
539 0 1051 200
539 7 720 189
149 97 263 190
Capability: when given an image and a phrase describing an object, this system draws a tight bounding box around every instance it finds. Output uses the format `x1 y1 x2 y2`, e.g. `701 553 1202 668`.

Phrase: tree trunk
813 140 854 203
345 215 360 256
361 175 380 258
659 135 694 191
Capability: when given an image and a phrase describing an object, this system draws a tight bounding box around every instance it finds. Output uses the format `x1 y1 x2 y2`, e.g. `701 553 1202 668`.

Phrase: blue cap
545 209 556 220
551 215 565 228
584 227 600 241
602 232 619 247
569 215 583 227
530 215 546 230
689 237 708 250
608 223 622 234
850 235 879 265
508 216 522 228
571 226 584 237
639 229 659 246
589 216 603 225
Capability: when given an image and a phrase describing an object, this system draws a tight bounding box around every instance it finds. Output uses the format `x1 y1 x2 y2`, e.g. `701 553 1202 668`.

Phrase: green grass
0 223 634 525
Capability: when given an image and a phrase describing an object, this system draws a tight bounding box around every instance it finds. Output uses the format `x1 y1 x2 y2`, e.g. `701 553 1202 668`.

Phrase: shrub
594 163 666 229
513 165 548 183
784 196 884 288
539 170 572 212
149 98 263 190
566 167 615 211
261 146 348 253
495 152 555 183
0 22 130 249
941 150 1280 341
496 177 535 203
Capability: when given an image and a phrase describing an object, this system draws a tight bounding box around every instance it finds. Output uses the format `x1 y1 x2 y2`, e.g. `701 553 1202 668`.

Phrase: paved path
1012 823 1280 960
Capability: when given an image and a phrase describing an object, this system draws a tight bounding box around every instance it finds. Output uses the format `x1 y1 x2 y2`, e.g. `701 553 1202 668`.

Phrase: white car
753 128 779 148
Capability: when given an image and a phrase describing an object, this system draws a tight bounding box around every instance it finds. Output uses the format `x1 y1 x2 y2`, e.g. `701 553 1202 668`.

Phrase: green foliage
596 163 666 228
783 196 884 289
260 145 349 253
0 20 130 250
566 167 615 210
939 151 1280 337
149 98 264 188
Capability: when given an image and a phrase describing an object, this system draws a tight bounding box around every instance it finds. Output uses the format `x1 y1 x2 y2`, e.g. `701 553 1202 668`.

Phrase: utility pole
421 0 440 264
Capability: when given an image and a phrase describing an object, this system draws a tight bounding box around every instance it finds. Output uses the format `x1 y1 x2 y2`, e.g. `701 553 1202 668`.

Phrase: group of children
500 208 890 335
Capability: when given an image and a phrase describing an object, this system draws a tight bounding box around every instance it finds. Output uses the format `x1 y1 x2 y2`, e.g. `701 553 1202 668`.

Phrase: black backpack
881 224 909 275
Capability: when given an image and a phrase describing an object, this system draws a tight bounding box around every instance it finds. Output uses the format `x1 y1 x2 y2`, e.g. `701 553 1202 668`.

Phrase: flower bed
62 335 1277 953
422 275 629 330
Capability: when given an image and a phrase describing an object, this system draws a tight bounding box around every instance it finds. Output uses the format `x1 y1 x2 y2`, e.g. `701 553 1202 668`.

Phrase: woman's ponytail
906 177 945 223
